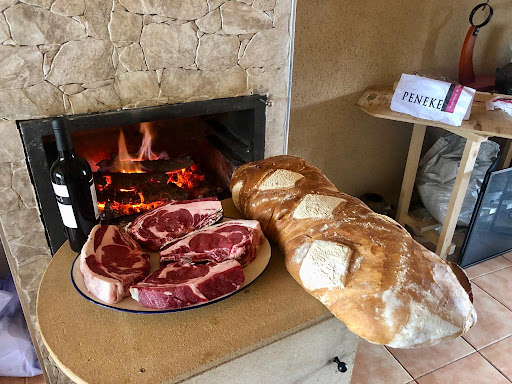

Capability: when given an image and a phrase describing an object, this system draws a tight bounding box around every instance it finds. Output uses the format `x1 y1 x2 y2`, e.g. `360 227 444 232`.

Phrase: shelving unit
357 88 512 259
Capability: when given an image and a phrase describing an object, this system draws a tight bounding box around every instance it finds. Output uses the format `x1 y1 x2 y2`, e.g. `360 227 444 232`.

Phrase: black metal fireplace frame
18 95 267 254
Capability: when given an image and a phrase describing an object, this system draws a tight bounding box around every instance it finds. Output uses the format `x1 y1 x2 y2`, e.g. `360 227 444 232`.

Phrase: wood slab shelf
357 88 512 260
36 199 357 384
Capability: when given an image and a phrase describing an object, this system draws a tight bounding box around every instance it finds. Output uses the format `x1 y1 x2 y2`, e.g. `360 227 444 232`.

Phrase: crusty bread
230 155 476 348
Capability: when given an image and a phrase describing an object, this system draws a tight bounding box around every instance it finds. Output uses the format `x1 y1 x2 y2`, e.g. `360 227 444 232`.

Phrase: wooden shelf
357 88 512 141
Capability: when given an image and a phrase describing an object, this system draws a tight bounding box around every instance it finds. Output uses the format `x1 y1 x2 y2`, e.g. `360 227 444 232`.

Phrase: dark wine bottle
50 118 99 252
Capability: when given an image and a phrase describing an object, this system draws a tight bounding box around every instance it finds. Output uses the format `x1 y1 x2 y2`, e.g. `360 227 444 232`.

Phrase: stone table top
36 199 330 384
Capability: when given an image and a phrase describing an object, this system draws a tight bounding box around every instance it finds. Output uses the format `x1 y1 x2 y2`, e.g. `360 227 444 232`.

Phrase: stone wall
0 0 294 381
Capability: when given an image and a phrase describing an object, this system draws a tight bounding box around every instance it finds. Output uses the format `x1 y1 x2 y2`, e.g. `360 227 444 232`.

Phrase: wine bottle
50 118 99 252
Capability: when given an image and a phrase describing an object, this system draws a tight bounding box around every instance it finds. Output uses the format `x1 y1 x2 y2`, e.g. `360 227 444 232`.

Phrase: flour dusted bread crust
230 155 476 348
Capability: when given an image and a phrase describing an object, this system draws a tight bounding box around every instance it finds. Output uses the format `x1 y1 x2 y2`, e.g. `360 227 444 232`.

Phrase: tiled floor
2 256 512 384
0 376 44 384
352 254 512 384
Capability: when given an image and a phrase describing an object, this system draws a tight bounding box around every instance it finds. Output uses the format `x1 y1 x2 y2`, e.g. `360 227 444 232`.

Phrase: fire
111 122 166 173
96 123 207 218
167 164 205 189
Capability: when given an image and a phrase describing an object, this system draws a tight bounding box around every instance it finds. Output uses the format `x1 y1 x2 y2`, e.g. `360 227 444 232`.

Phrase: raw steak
80 225 151 304
160 220 263 267
130 260 245 309
127 197 223 251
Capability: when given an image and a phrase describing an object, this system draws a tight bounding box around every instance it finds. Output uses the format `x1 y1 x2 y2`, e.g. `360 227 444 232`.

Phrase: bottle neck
53 119 75 159
58 149 75 160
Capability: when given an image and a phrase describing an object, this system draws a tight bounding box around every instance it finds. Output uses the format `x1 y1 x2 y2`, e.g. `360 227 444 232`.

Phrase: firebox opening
19 95 266 254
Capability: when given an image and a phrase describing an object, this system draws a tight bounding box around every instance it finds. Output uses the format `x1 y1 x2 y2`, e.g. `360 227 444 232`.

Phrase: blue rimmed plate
70 234 271 314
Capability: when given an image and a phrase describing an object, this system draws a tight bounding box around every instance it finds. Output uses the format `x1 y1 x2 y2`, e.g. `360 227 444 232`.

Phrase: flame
110 123 162 173
119 187 136 192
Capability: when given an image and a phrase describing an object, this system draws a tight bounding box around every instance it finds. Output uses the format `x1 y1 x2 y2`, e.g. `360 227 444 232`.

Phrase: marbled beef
130 260 245 309
160 220 263 267
127 198 223 251
79 225 151 304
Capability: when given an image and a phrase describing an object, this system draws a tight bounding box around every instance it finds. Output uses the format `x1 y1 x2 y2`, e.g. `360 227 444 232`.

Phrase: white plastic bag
391 74 476 126
416 134 499 226
0 273 42 377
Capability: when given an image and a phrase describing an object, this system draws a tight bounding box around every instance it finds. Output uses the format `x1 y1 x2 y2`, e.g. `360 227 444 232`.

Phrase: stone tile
416 353 508 384
0 163 12 188
273 0 291 31
0 187 22 212
8 230 51 267
69 84 121 114
253 0 275 11
118 43 145 72
387 337 475 378
239 28 289 68
118 0 143 14
0 15 9 43
351 339 412 384
195 8 221 33
161 66 251 102
464 256 512 280
11 161 37 208
108 10 142 44
42 47 59 77
220 1 272 34
0 82 64 120
51 0 85 16
59 83 84 95
462 285 512 350
84 0 111 39
0 0 16 12
480 336 512 380
148 0 208 19
0 46 43 90
20 0 52 8
47 38 115 86
140 22 197 70
5 3 86 45
247 66 288 98
114 70 159 106
473 267 512 310
16 255 50 292
208 0 226 11
0 121 25 162
0 208 44 243
82 79 114 89
196 34 239 70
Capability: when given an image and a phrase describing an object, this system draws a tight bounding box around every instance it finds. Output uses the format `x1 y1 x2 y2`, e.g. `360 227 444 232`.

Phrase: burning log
96 155 194 173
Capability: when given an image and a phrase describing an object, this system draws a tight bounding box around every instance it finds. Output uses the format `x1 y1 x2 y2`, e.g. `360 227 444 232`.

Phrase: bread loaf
230 155 476 348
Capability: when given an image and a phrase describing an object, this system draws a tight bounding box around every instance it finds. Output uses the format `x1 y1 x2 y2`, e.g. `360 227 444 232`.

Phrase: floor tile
464 256 512 280
473 266 512 310
387 337 475 378
502 252 512 263
0 378 24 384
462 285 512 350
480 336 512 380
416 353 509 384
351 339 412 384
25 376 45 384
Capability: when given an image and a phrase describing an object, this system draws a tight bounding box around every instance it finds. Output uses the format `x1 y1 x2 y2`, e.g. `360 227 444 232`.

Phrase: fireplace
19 95 266 254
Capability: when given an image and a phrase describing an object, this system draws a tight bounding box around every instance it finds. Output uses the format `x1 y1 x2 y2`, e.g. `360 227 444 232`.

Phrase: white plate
71 231 271 314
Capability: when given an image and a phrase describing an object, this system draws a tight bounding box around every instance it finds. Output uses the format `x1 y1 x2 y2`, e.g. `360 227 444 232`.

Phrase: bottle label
52 182 77 229
90 178 100 220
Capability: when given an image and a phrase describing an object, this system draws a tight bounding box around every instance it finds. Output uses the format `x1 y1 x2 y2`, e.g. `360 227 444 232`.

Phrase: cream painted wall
289 0 512 203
